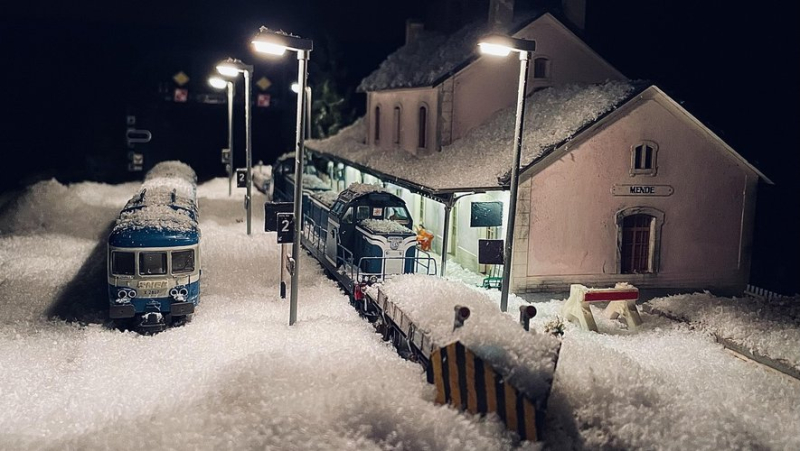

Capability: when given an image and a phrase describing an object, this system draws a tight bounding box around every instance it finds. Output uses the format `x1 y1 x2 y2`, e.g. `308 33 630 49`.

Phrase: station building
305 4 770 295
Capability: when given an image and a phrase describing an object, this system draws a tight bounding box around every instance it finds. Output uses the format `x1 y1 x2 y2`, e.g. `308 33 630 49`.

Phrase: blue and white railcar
107 161 201 332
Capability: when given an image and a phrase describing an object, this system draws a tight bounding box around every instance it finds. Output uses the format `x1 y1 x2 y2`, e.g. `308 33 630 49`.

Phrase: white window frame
630 140 659 176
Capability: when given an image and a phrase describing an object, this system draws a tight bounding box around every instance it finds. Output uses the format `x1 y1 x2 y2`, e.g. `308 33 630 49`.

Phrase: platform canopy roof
307 80 642 201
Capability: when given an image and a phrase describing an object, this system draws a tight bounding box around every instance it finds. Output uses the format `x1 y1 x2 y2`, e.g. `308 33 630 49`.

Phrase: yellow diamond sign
173 71 190 86
256 77 272 91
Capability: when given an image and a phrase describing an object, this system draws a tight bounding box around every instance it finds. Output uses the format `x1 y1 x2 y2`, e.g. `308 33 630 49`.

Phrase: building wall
517 94 759 294
450 13 625 143
367 88 439 155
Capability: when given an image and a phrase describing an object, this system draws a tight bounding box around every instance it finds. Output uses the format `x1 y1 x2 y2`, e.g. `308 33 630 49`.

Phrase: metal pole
500 51 531 312
305 86 312 139
227 81 234 197
441 200 452 277
245 68 253 235
290 50 309 326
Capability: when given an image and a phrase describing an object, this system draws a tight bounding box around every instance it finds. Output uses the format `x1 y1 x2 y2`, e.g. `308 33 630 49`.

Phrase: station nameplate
612 184 674 196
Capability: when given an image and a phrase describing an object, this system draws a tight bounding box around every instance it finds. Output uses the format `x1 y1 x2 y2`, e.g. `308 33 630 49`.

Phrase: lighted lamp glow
252 41 287 56
290 82 299 93
478 42 512 57
208 77 227 89
216 65 240 77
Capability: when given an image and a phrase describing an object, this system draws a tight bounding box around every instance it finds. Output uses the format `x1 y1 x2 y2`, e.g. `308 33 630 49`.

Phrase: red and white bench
562 283 642 332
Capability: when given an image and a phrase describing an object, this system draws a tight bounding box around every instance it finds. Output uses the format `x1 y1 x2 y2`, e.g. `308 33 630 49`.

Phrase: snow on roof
308 81 637 192
359 219 413 235
113 205 198 233
145 161 197 184
345 182 389 195
373 274 560 400
141 177 196 201
287 173 331 191
310 190 340 208
358 12 541 92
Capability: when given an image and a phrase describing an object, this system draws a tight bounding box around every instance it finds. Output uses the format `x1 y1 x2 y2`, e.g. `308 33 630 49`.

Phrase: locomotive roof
146 161 197 184
110 205 199 247
335 183 399 205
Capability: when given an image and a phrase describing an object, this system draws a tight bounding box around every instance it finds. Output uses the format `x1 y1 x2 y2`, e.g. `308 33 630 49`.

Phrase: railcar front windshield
111 251 135 275
140 252 167 275
385 206 411 226
171 250 195 273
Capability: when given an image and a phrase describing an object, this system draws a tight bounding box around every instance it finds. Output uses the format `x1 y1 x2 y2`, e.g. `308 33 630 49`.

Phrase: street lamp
252 27 313 326
208 76 235 196
478 34 536 313
291 82 312 139
216 58 254 235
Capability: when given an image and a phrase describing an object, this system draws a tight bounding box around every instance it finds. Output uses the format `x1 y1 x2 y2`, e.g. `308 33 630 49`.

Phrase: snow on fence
745 284 793 301
367 275 561 443
562 283 642 332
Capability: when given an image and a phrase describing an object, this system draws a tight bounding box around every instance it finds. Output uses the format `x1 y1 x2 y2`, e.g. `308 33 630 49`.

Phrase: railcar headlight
369 276 378 284
170 288 178 297
117 289 128 299
128 289 137 298
179 288 188 297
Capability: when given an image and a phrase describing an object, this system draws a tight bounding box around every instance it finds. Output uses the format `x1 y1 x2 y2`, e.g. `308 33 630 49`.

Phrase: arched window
418 106 427 149
533 57 550 79
374 106 381 143
393 106 402 145
631 141 658 175
616 207 665 274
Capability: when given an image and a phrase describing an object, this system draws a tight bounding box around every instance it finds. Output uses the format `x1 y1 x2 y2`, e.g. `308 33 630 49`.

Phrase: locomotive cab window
171 250 195 273
111 251 135 275
140 252 167 275
386 206 410 225
342 207 354 224
356 205 371 221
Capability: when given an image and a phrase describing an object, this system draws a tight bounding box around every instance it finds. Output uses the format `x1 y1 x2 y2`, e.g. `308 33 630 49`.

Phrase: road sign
478 239 504 265
265 201 294 232
236 169 247 188
174 88 188 102
256 76 272 91
221 148 231 164
257 93 271 107
276 212 295 243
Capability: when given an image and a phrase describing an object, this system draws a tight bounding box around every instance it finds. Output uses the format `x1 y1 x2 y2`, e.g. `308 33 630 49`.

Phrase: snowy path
0 178 531 450
543 307 800 450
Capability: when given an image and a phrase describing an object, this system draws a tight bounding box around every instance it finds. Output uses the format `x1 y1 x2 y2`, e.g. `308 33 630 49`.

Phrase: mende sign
612 184 674 196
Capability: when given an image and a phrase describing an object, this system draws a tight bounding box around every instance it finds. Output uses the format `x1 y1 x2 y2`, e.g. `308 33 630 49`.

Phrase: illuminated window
418 106 427 149
631 141 658 175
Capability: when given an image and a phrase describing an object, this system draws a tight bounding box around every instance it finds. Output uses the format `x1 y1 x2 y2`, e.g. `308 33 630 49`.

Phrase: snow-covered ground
1 177 799 450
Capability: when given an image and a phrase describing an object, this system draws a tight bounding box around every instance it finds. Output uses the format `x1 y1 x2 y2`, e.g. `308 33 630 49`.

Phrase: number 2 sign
276 212 295 243
236 169 247 188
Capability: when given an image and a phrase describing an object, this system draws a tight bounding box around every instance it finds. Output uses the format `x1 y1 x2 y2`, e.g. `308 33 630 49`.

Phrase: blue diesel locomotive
107 161 201 332
271 156 436 308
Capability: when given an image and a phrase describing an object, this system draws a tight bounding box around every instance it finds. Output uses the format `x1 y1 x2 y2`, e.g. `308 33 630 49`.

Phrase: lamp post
209 76 235 196
216 58 254 234
253 27 313 326
478 34 536 312
291 82 312 139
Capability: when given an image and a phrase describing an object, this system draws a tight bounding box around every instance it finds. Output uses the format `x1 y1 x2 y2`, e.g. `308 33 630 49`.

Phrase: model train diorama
270 154 437 312
107 161 201 333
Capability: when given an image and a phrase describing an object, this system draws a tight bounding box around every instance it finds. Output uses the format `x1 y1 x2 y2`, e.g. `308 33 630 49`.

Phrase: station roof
307 80 643 201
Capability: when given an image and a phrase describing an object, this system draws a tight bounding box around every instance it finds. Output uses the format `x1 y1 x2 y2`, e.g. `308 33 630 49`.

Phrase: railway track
640 303 800 382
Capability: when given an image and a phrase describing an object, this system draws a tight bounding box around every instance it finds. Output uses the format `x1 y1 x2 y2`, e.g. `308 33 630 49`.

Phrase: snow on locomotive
107 161 201 332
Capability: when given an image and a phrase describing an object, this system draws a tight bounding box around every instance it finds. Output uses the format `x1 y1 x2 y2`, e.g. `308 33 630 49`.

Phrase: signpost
236 169 247 188
266 202 295 299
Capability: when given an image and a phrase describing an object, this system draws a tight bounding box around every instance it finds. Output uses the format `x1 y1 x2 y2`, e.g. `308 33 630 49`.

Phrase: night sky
1 0 797 292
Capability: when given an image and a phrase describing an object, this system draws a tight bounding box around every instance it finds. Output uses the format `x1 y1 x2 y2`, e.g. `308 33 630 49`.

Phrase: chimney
406 19 424 45
562 0 586 30
488 0 514 31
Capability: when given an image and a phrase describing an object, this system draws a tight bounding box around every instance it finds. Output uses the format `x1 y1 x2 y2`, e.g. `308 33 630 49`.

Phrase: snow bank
647 292 800 372
308 81 636 190
373 274 560 400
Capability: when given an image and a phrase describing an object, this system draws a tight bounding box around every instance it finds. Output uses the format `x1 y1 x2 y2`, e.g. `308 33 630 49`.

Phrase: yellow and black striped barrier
427 341 539 441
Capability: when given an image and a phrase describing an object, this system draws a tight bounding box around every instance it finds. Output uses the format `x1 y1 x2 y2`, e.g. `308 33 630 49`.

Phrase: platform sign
276 212 295 243
236 169 247 188
478 239 504 265
265 201 294 232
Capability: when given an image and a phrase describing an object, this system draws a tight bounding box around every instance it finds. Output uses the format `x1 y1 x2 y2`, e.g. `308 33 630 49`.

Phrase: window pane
534 58 548 78
140 252 167 275
374 107 380 141
172 250 195 273
621 214 652 273
644 146 653 169
112 252 135 275
393 107 401 144
356 206 371 220
418 107 427 148
634 145 643 169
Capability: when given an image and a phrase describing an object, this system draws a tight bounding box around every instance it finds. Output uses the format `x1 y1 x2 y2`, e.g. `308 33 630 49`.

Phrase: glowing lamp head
290 82 299 93
208 76 227 89
478 42 512 57
252 41 287 56
216 64 240 77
